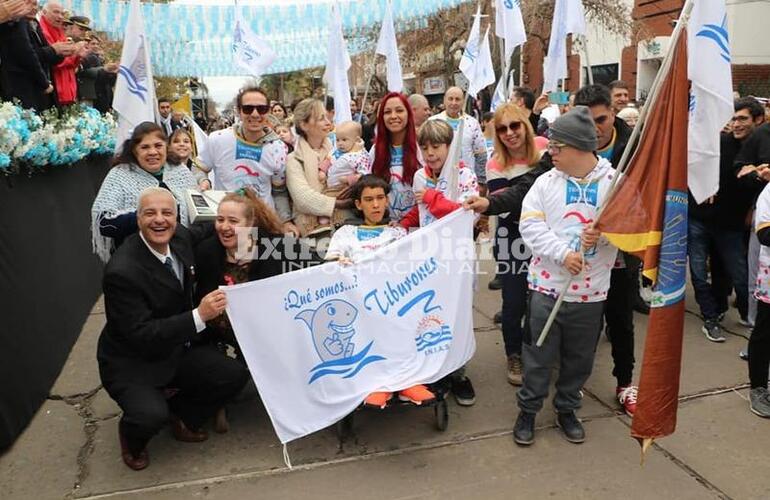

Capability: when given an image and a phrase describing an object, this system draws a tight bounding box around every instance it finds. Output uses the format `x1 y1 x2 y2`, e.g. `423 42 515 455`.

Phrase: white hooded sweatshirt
519 157 618 303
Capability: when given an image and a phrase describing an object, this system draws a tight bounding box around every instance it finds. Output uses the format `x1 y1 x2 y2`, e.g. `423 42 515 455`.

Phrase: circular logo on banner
415 315 453 355
651 190 688 308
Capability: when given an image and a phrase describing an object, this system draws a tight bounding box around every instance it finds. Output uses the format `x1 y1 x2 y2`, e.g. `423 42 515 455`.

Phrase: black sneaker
493 310 502 324
702 320 725 342
556 411 585 443
488 276 503 290
451 376 476 406
633 296 650 315
513 411 536 446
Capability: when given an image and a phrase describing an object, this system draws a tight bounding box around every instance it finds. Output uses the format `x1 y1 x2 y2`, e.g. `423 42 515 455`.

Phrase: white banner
687 0 733 203
323 4 352 124
112 0 157 145
495 0 527 60
223 210 477 444
542 0 586 93
376 0 404 93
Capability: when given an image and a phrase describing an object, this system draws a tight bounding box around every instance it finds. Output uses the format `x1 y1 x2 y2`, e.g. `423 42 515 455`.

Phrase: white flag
438 118 464 202
376 0 403 93
113 0 157 146
232 6 276 78
223 210 477 444
687 0 733 203
465 27 496 98
542 0 586 93
495 0 527 60
323 5 352 124
491 73 508 112
458 5 482 81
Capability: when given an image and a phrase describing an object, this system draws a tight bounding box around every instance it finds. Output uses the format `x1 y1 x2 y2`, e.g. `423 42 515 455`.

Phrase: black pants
107 346 249 456
501 256 529 357
750 300 770 389
605 266 636 387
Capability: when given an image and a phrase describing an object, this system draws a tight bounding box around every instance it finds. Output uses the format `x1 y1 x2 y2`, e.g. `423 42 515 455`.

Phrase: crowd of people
0 0 117 112
84 77 770 469
6 0 768 474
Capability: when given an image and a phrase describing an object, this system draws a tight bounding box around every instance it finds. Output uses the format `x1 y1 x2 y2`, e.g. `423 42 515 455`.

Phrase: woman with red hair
369 92 423 223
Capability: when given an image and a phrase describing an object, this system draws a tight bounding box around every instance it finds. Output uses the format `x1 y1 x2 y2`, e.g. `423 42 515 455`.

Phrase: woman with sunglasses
467 103 545 385
197 86 297 236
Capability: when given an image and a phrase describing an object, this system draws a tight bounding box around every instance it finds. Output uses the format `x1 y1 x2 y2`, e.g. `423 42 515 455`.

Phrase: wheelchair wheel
434 400 448 431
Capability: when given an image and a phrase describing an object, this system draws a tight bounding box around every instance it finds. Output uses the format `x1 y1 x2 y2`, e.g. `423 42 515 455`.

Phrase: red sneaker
364 392 392 409
398 385 436 405
617 386 638 417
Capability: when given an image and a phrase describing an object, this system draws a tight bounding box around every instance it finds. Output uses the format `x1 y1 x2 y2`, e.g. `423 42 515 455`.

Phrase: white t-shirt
325 224 407 262
412 165 479 227
369 145 420 222
327 150 372 188
430 112 486 176
755 183 770 304
199 127 287 208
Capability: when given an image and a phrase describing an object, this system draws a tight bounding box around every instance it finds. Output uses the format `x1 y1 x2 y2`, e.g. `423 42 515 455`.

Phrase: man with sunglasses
197 86 295 235
573 84 641 418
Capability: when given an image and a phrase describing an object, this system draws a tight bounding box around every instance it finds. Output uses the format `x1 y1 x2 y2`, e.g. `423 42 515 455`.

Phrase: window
583 64 619 87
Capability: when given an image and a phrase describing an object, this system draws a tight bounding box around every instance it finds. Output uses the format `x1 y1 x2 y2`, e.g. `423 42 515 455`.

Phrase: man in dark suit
0 15 54 110
97 187 248 471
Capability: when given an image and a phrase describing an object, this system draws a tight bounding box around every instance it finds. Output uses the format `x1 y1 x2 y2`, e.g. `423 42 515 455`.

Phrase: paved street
1 257 767 500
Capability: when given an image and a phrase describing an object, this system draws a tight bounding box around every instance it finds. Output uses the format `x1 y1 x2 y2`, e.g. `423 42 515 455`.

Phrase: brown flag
595 33 690 450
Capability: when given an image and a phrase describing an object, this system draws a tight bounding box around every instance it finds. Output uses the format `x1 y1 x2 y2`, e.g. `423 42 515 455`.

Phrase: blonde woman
465 103 544 385
286 98 354 237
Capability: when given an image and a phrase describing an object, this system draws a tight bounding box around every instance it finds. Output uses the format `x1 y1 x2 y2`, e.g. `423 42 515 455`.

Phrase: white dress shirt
139 232 206 332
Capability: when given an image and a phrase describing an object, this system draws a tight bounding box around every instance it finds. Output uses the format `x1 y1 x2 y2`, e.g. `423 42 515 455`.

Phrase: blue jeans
687 217 749 321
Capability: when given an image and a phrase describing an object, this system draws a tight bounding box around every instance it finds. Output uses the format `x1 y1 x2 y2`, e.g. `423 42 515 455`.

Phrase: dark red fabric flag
595 33 689 448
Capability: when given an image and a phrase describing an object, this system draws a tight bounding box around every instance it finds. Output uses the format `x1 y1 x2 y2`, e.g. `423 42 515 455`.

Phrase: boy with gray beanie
513 106 619 446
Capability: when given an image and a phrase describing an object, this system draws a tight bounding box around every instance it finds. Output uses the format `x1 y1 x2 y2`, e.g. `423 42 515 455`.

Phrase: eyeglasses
547 141 568 155
495 121 523 134
240 104 270 115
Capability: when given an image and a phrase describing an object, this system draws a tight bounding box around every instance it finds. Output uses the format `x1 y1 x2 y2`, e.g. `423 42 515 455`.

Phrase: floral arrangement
0 102 116 174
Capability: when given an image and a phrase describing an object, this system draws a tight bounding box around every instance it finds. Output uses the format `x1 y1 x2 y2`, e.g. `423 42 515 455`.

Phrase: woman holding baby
286 98 366 238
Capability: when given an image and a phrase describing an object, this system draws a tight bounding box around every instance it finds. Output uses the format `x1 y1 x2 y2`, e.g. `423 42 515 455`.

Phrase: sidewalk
1 259 767 500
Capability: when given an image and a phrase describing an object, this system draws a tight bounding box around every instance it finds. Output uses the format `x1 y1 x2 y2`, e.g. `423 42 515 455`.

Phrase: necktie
164 256 181 284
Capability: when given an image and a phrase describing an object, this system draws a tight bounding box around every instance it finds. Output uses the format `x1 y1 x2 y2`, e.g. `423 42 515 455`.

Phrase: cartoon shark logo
696 14 730 63
118 35 149 104
295 299 385 384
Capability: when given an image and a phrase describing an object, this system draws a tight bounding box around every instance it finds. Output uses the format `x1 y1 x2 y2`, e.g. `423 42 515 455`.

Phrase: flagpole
535 0 695 348
358 57 377 124
499 42 508 102
581 35 594 85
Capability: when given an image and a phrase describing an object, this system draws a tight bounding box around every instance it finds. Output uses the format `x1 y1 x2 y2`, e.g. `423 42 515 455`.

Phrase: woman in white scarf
91 122 198 262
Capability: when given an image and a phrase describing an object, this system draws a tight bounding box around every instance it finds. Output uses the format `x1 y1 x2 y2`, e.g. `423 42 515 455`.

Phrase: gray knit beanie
549 106 597 152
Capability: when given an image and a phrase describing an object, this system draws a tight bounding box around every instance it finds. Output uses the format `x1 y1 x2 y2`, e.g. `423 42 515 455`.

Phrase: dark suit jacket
97 229 199 389
0 19 51 111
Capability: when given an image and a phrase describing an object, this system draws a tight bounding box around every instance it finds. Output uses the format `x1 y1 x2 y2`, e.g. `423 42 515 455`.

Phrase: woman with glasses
197 86 297 236
481 103 544 386
286 98 355 238
464 104 556 380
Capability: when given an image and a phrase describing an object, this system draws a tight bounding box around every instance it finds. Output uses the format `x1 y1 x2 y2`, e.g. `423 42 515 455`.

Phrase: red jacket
39 16 80 105
399 166 461 229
